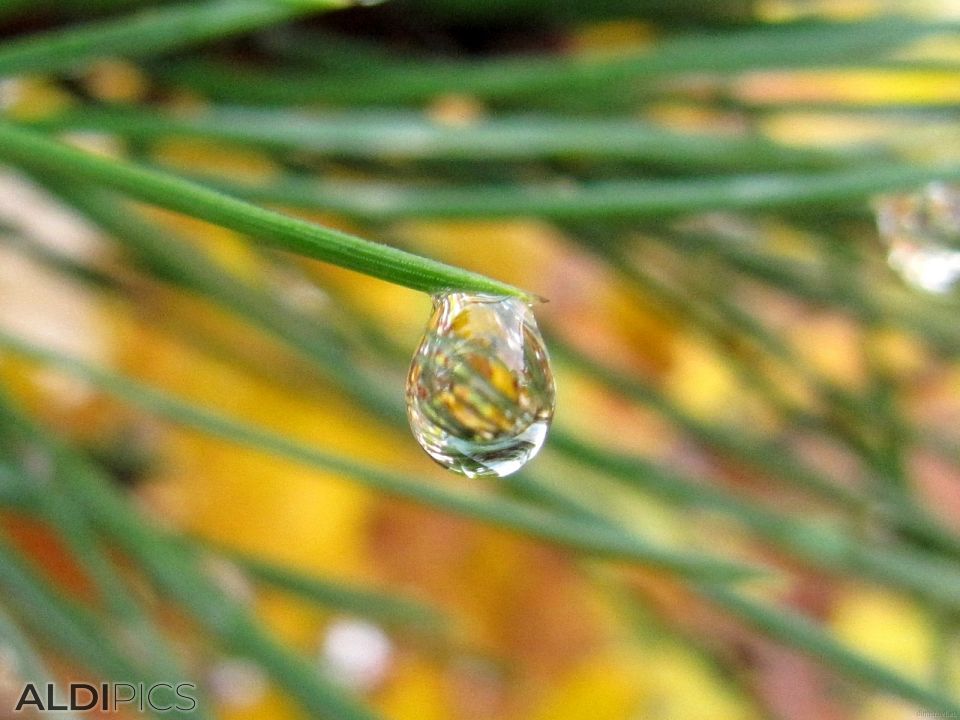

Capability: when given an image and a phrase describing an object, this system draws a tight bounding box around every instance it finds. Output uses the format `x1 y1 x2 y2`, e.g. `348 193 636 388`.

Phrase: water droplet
406 292 555 478
876 181 960 294
320 618 393 692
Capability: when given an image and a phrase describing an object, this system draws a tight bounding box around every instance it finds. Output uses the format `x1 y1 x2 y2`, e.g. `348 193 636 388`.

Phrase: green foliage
1 1 959 719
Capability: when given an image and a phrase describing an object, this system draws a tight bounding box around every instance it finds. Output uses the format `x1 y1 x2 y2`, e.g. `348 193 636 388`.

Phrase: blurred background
1 0 960 718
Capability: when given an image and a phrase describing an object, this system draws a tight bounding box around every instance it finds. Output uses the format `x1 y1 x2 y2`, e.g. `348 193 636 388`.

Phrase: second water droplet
406 292 555 478
876 181 960 294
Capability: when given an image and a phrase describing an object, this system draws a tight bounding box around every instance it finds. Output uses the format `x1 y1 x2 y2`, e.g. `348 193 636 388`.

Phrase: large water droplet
876 181 960 294
406 292 555 478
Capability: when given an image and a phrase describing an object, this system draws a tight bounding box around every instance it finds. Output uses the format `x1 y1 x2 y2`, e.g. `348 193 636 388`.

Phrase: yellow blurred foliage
526 645 753 720
376 659 451 720
639 645 755 720
393 219 563 294
526 650 649 720
569 20 655 56
664 334 747 421
831 587 934 680
81 59 149 104
142 205 276 282
736 70 960 105
759 0 890 21
152 139 281 185
789 315 865 389
3 77 74 119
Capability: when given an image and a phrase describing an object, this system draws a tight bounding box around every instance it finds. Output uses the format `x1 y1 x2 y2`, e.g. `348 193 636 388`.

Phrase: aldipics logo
14 682 198 713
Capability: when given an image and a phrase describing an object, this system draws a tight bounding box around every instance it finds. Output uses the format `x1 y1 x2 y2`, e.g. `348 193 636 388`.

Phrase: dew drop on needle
406 292 555 478
875 181 960 294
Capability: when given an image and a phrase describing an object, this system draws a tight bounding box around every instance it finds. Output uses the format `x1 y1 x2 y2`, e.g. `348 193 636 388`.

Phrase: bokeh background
1 1 960 719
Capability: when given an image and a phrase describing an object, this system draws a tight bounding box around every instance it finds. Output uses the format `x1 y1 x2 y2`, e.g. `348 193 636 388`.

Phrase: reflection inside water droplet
876 181 960 294
406 292 555 478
